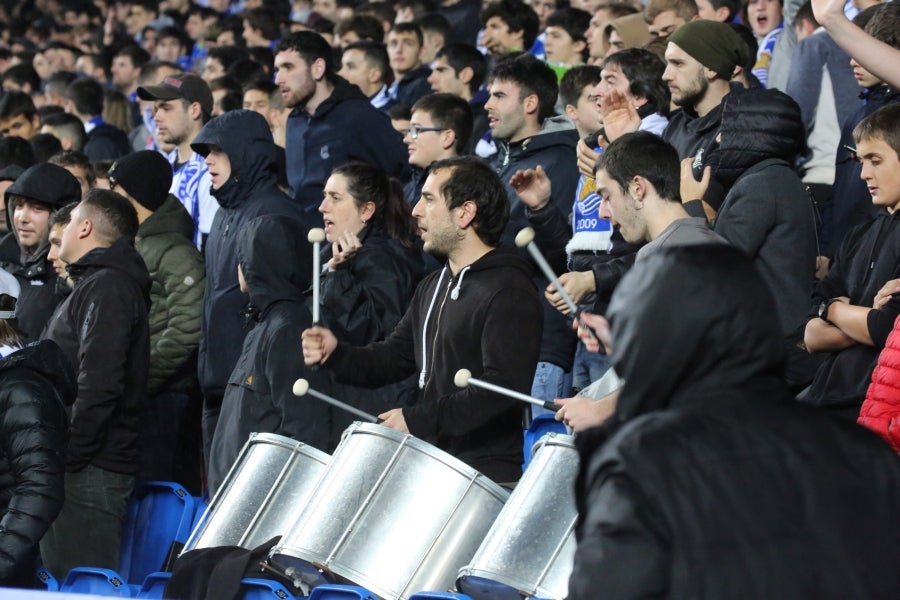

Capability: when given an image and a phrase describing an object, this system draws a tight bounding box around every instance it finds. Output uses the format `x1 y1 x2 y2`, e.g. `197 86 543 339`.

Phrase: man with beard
302 157 542 484
138 73 217 250
275 31 408 227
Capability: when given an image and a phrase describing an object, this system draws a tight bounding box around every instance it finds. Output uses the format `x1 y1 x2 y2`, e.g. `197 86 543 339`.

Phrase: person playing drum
302 156 542 483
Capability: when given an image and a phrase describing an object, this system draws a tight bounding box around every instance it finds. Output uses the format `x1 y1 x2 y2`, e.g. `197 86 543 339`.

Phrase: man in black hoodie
303 157 542 483
276 31 409 226
0 163 81 342
40 190 151 579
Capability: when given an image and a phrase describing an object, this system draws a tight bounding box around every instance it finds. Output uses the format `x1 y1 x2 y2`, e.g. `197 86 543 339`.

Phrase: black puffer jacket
569 246 900 599
0 164 81 342
692 87 818 386
0 341 72 586
192 110 306 398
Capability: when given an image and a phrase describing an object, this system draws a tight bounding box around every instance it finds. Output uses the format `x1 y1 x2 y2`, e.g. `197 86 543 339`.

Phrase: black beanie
668 20 751 79
108 150 173 212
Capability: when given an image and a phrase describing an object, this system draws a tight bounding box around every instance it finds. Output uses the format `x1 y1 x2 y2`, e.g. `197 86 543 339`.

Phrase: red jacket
860 314 900 452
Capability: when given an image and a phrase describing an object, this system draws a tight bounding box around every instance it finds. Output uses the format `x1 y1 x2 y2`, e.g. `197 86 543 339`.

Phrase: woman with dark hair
318 162 425 447
0 268 73 586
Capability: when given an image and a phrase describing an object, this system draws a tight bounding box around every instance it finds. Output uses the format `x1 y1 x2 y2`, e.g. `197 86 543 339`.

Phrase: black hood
67 236 152 306
700 87 804 190
312 76 369 118
605 244 786 427
191 109 280 209
4 163 81 260
237 215 312 316
0 339 77 404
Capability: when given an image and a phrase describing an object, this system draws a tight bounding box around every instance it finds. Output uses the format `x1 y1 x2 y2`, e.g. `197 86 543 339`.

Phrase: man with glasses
403 93 473 203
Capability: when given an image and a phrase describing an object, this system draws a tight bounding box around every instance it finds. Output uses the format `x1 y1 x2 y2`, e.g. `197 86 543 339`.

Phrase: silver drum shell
184 432 330 552
272 422 509 600
458 433 578 600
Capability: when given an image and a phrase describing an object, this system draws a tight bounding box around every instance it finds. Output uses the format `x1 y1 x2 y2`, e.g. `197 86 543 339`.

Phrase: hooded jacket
0 164 81 342
860 313 900 452
393 65 432 107
0 340 72 586
285 77 409 222
569 245 900 599
207 216 331 496
326 248 542 483
320 224 424 447
191 110 306 398
707 88 816 330
492 117 580 371
43 237 151 475
135 194 205 396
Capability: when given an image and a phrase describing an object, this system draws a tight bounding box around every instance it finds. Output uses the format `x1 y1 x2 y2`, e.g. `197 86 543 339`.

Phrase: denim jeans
40 465 135 578
572 342 612 392
530 361 573 420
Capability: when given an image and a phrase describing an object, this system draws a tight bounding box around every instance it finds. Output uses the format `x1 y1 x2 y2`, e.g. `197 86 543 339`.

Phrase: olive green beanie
667 20 751 78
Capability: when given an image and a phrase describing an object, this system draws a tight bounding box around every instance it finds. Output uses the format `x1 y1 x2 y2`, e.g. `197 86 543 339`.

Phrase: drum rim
344 421 511 499
246 431 331 461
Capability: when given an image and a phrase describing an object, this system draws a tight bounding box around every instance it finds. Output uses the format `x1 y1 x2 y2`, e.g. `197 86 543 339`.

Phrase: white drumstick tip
454 368 472 388
292 378 310 397
514 227 535 248
307 228 326 243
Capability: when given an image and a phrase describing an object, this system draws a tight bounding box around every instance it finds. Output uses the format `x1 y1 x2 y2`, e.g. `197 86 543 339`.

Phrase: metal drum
271 422 510 600
457 433 579 600
184 432 329 552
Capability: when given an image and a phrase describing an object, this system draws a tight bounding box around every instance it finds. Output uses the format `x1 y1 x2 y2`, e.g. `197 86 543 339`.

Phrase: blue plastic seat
135 571 173 598
408 593 475 600
522 413 567 470
60 566 133 596
35 565 59 591
119 481 196 585
239 577 299 599
307 584 378 599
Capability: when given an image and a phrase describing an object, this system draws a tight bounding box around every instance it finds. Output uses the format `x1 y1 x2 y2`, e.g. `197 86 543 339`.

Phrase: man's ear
523 92 539 117
458 66 474 85
456 199 477 229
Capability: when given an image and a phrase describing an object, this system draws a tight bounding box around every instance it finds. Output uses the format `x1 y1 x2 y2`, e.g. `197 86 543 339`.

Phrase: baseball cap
138 73 214 116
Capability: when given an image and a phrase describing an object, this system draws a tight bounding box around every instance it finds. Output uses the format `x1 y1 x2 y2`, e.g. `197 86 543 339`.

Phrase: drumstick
515 227 597 340
293 378 380 423
308 228 326 325
454 369 559 413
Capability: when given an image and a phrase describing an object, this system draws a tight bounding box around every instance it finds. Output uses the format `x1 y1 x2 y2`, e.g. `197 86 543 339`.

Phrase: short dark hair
705 0 741 22
30 133 63 163
275 31 335 77
244 7 283 41
157 26 190 51
49 201 77 229
854 103 900 157
80 188 139 244
114 44 151 70
596 130 681 202
430 156 510 247
208 46 251 71
390 21 424 46
865 2 900 49
49 150 96 188
601 48 670 117
434 43 486 96
417 12 452 40
344 41 391 85
0 135 36 169
0 91 37 121
335 15 384 42
41 112 86 151
546 7 591 43
65 77 104 117
490 53 558 124
1 64 41 92
411 93 474 154
481 0 540 51
559 64 601 108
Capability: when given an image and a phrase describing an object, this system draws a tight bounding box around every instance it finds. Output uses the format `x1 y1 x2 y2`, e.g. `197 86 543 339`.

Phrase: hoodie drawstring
450 265 470 300
419 267 447 389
